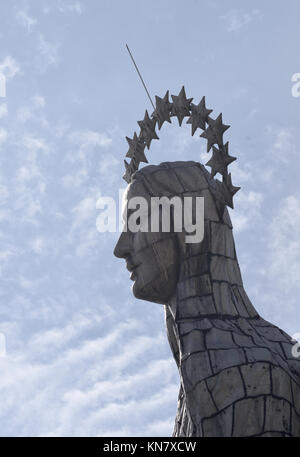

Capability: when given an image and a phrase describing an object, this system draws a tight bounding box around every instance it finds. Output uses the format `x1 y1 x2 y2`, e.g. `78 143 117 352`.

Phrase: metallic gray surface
114 161 300 437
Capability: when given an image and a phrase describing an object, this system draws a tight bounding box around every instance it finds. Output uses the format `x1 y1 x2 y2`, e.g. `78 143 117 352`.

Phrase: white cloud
16 10 37 32
0 183 8 205
143 418 175 437
43 2 83 16
0 103 8 119
0 56 20 79
69 130 112 149
229 160 254 184
271 127 295 163
98 155 119 176
0 311 178 437
0 128 8 145
81 383 178 438
32 95 45 108
16 107 32 123
37 34 60 71
22 134 48 154
58 1 83 15
11 134 49 223
71 197 96 227
268 194 300 287
67 196 101 257
73 228 98 257
0 245 20 277
62 358 173 406
62 168 88 188
220 9 262 32
17 95 47 124
30 238 45 254
66 130 113 166
230 190 263 232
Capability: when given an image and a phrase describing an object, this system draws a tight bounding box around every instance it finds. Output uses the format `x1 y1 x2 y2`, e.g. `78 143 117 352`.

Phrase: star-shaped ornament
206 143 236 178
123 159 137 184
222 173 240 208
200 113 230 151
171 86 193 126
152 91 172 130
186 96 212 135
125 132 148 164
137 110 159 149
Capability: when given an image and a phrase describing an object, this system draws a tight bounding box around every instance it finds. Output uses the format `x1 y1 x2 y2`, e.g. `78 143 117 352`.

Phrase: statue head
114 87 240 306
114 160 221 305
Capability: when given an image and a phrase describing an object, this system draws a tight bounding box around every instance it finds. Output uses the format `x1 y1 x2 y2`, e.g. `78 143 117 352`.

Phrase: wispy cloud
43 1 83 16
17 95 47 126
30 237 46 255
36 34 60 72
268 194 300 287
16 9 37 32
1 0 299 439
0 314 177 436
0 103 8 119
230 190 263 233
0 128 8 145
71 196 96 228
268 126 295 164
220 9 262 32
0 56 20 79
58 1 83 15
68 130 112 151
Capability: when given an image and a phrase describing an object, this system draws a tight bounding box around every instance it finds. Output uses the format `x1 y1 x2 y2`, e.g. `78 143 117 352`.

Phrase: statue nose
113 231 131 258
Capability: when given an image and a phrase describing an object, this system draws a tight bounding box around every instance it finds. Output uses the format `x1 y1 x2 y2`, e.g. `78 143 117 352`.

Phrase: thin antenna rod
125 43 155 111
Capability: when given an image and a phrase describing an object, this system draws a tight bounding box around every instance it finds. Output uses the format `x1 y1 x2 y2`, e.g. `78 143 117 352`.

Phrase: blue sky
0 0 300 436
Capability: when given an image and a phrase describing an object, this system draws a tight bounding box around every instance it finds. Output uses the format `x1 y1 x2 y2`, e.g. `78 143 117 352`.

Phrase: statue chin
132 277 176 305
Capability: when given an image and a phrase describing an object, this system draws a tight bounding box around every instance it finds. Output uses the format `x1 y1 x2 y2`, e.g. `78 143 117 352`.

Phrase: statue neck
169 212 259 321
170 256 258 321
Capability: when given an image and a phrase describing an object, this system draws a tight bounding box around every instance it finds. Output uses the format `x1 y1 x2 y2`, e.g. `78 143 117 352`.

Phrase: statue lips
126 259 140 281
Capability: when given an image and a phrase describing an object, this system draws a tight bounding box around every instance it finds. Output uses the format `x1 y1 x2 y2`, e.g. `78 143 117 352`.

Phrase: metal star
125 132 148 164
223 173 240 208
123 160 132 183
186 96 213 135
200 113 230 151
123 159 138 184
206 143 236 178
171 86 193 126
137 110 159 149
152 90 172 130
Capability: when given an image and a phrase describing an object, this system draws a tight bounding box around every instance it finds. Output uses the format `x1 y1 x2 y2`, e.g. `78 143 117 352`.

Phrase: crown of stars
122 86 240 208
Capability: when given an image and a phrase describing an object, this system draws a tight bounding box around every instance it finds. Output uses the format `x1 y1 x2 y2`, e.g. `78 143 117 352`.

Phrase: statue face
113 181 180 304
